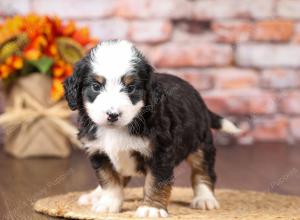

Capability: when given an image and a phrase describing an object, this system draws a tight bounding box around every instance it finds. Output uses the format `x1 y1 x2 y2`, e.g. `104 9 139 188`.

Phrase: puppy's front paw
91 187 123 213
191 195 220 210
135 206 168 218
78 186 102 206
91 196 122 213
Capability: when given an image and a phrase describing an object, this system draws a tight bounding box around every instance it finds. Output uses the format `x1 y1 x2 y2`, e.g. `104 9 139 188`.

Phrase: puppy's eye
127 85 136 94
91 83 101 92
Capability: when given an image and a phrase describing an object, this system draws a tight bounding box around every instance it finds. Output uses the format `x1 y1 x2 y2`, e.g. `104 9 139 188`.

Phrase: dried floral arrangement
0 15 98 158
0 14 98 101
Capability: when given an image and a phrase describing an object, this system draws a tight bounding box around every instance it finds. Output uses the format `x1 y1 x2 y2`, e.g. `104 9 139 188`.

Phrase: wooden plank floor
0 144 299 220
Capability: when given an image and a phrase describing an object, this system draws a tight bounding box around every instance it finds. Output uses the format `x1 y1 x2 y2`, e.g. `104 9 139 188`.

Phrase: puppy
63 40 240 218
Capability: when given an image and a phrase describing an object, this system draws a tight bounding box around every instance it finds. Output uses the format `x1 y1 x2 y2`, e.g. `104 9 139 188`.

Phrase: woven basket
34 187 300 220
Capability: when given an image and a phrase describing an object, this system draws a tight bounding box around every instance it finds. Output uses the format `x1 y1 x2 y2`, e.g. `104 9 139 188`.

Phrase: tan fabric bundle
0 74 80 158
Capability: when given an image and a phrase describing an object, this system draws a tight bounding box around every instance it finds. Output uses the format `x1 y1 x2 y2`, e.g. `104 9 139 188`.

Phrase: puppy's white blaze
191 184 220 210
91 40 136 79
220 119 241 134
91 186 123 213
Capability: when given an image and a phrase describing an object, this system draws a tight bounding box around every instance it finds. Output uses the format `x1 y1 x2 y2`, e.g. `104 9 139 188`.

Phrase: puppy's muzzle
106 111 120 123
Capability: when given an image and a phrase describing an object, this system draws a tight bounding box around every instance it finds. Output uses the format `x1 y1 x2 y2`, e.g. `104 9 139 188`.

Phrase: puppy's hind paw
191 196 220 210
135 206 168 218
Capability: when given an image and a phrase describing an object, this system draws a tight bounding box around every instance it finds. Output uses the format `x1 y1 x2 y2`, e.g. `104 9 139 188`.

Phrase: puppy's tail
208 110 241 134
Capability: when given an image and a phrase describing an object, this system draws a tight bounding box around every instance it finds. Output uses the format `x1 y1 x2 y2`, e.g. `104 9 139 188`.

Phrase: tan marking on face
95 75 105 84
142 171 172 209
122 74 136 86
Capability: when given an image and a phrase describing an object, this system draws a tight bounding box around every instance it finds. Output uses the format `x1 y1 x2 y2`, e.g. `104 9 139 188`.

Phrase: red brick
192 0 274 20
277 0 300 19
292 22 300 43
135 44 153 58
236 44 300 68
290 117 300 141
203 89 277 115
128 20 173 43
181 71 213 91
150 43 233 68
261 69 300 89
252 116 289 142
212 68 258 89
115 0 148 18
252 20 294 42
159 69 213 91
279 91 300 114
115 0 191 19
212 21 253 43
172 29 217 43
78 19 129 41
32 0 117 18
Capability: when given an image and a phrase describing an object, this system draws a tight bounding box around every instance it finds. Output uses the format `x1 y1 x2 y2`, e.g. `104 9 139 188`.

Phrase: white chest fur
83 127 150 176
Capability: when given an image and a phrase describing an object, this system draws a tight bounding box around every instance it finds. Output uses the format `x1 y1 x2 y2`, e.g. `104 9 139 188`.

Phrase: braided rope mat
34 187 300 220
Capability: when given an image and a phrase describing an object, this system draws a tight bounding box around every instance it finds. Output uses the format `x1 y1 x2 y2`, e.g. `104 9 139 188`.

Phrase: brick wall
1 0 300 145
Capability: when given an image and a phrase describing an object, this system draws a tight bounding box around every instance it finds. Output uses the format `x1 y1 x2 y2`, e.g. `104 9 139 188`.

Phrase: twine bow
0 91 80 147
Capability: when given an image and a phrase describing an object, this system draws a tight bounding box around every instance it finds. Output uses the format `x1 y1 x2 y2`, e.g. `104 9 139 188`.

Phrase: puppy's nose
106 111 120 123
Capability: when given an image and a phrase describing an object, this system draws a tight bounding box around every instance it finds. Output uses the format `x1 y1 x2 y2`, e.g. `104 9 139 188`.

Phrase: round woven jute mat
34 187 300 220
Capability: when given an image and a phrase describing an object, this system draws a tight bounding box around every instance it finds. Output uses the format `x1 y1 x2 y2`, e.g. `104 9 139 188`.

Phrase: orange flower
32 35 47 48
6 55 23 69
5 56 14 66
2 55 23 76
13 57 23 69
52 60 73 85
51 78 64 102
48 43 58 56
53 66 64 78
24 48 41 60
0 64 13 79
72 27 90 46
61 21 76 36
64 63 73 76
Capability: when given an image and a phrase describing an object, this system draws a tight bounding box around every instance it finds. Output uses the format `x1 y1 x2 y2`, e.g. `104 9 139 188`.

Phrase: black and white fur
64 40 240 218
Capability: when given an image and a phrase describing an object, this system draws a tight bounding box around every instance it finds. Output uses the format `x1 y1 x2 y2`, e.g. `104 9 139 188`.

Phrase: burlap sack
0 73 80 158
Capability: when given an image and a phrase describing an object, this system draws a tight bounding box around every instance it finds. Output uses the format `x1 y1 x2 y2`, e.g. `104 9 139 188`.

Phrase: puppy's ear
63 58 87 110
147 74 164 108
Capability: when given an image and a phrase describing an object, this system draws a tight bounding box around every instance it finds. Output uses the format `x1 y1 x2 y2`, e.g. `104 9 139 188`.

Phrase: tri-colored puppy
63 40 240 218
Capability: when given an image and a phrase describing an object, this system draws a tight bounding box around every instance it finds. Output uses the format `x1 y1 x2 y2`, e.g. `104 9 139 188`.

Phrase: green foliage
27 56 54 74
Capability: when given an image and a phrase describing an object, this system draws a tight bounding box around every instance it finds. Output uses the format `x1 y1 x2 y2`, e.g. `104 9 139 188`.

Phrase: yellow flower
51 78 64 101
24 49 41 60
12 56 23 69
49 44 58 56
